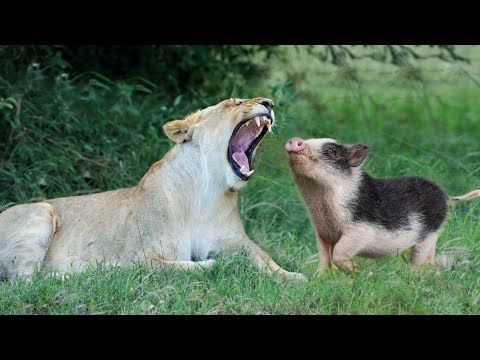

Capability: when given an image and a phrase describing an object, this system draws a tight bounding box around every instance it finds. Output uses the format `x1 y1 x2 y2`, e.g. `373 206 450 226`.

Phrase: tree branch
319 45 469 68
337 45 383 61
438 45 470 63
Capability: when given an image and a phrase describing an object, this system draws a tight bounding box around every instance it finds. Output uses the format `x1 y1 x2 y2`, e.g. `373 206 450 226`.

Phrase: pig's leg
410 231 440 266
316 234 333 273
331 226 377 273
333 225 376 272
332 236 363 273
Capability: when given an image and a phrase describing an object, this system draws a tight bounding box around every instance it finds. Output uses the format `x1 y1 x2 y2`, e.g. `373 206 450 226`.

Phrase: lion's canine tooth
255 116 261 127
246 170 254 177
266 121 272 132
240 166 247 174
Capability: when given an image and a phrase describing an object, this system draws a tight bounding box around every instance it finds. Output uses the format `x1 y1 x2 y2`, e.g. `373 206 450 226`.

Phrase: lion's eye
328 149 335 155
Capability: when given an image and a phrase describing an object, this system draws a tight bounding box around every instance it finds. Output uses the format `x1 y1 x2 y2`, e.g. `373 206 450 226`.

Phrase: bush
0 45 279 97
0 45 280 203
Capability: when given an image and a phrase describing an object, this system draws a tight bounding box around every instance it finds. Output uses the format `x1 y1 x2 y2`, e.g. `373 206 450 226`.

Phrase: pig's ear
348 144 369 167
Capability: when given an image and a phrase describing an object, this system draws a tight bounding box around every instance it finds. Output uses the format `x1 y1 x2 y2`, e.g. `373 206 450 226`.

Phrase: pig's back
350 173 448 233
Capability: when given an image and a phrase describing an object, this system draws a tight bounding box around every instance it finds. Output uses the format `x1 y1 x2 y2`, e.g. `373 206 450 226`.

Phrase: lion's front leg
220 238 307 282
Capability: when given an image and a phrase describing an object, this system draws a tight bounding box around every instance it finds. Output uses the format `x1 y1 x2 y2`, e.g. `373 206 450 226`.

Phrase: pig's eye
323 144 338 158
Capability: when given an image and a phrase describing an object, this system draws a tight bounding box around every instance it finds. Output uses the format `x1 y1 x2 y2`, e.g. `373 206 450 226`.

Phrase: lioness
0 97 306 281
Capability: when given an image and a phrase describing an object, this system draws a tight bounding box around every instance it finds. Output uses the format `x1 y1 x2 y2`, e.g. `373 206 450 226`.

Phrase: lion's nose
259 99 274 110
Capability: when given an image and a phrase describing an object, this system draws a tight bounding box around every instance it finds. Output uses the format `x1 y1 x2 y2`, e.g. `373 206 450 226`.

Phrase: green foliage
0 45 280 201
0 46 479 314
0 45 279 100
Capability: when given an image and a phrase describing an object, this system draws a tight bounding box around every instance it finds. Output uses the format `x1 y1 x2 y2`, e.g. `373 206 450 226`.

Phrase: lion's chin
227 114 273 181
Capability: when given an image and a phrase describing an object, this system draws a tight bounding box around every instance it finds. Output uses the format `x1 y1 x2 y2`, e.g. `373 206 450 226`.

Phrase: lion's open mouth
228 113 274 181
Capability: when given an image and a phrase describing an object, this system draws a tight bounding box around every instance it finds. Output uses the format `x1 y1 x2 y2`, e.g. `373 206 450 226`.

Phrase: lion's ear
163 119 193 143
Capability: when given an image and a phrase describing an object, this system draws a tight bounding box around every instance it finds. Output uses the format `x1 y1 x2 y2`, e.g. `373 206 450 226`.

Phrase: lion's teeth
240 166 247 174
246 170 254 177
266 121 272 132
255 116 261 127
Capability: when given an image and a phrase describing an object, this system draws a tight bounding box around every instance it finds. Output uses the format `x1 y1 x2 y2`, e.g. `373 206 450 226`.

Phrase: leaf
133 76 157 88
134 84 152 94
88 79 111 91
0 103 13 110
173 95 182 107
88 71 115 84
127 106 141 116
5 97 17 105
83 144 94 152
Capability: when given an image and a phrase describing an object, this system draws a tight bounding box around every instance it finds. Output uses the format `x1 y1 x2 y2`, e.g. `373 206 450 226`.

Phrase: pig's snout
286 137 306 153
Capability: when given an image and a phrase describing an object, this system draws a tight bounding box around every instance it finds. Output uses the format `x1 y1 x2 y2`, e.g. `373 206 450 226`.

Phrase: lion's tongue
232 152 249 173
232 123 257 173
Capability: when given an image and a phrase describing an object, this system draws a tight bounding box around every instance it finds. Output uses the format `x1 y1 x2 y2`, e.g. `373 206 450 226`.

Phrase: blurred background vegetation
0 45 281 203
1 45 480 314
1 45 477 204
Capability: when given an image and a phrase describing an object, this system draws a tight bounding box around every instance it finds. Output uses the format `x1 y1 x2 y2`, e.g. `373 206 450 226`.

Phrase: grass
1 46 480 314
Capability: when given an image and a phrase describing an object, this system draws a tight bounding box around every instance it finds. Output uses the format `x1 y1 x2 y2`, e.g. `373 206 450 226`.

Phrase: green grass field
1 46 479 314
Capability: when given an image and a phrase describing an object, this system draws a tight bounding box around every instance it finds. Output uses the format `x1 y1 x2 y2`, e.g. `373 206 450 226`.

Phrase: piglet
286 137 480 273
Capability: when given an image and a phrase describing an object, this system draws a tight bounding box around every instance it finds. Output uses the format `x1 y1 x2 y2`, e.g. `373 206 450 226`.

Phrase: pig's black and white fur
351 174 448 238
287 138 479 273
